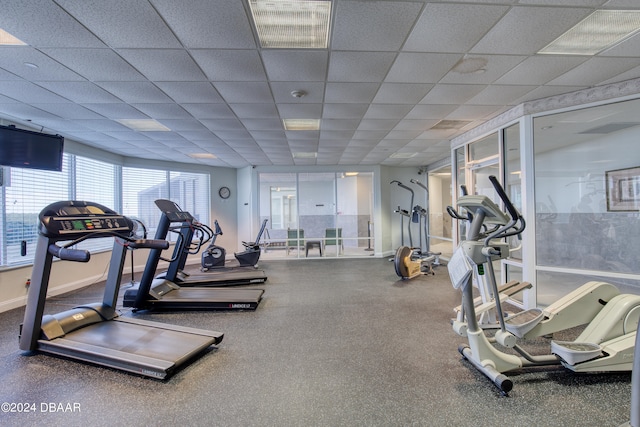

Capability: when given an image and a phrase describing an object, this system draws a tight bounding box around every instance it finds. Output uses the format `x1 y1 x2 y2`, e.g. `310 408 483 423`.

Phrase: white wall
0 246 175 313
385 166 427 251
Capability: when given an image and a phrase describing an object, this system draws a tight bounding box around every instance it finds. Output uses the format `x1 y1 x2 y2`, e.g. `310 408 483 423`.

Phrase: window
1 156 70 266
122 168 210 240
74 156 117 253
1 156 210 267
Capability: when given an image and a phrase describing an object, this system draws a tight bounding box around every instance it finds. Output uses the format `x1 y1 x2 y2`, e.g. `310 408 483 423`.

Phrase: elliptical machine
202 218 268 270
390 179 437 280
449 175 639 394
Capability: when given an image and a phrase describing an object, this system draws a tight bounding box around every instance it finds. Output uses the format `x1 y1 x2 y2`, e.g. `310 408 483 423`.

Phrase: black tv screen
0 125 64 171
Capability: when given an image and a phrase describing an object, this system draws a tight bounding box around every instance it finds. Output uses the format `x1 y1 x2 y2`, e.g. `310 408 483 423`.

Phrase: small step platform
505 308 544 338
551 340 603 365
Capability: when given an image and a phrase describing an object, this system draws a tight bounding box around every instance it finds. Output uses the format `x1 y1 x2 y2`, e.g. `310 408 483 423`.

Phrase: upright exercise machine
390 179 437 280
154 200 267 287
410 178 441 266
449 176 639 393
123 199 264 310
19 201 223 379
202 218 268 270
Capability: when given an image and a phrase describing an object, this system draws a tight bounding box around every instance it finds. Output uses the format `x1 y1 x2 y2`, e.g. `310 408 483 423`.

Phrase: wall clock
218 186 231 199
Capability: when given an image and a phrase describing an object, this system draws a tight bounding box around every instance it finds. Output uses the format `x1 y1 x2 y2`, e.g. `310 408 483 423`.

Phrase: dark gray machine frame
19 201 223 379
123 199 264 311
158 212 267 287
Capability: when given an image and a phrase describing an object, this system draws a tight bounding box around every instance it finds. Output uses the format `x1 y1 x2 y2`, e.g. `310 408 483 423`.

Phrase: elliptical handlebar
484 175 526 244
488 175 519 222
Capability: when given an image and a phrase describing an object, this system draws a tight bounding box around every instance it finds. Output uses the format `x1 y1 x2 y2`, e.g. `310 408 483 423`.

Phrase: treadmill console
39 201 133 238
154 199 195 222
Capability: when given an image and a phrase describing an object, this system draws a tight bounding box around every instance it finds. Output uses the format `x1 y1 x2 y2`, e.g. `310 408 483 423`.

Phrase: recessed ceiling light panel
539 10 640 55
283 118 320 131
249 0 332 49
390 152 416 159
116 119 171 131
293 151 317 159
189 153 217 159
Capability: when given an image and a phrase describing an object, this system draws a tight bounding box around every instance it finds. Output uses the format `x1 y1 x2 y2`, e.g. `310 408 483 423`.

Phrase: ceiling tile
0 47 83 81
547 57 640 86
262 50 328 81
150 0 257 49
42 48 146 81
36 81 121 103
322 104 369 119
372 83 433 104
328 52 396 82
55 0 182 48
271 82 325 103
385 53 461 83
117 49 208 81
214 82 273 104
470 6 592 55
332 1 423 51
229 103 279 119
0 81 70 103
191 49 267 81
440 55 527 84
494 55 590 85
182 103 234 119
420 84 487 105
404 3 508 53
0 1 105 48
131 103 192 119
466 85 538 105
82 103 149 119
96 81 173 103
155 82 224 103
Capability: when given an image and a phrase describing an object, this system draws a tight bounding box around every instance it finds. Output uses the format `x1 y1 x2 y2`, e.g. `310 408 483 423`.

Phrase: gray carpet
0 258 633 426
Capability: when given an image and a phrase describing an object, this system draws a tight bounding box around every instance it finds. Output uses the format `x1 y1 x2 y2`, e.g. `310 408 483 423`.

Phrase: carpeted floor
0 258 633 426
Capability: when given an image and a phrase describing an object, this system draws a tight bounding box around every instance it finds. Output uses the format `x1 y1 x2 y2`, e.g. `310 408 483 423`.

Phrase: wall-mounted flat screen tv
0 124 64 172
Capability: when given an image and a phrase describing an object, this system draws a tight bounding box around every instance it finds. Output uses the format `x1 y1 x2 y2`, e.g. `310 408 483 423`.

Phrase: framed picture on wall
606 166 640 212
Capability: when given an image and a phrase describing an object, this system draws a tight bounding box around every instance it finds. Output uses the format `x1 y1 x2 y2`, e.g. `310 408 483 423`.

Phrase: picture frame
605 166 640 212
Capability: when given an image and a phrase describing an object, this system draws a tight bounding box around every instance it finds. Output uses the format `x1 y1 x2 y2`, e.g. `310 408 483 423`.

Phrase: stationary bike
449 175 639 393
201 219 268 270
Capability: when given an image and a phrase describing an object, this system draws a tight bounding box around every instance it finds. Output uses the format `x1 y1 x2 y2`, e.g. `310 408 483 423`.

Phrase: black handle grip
127 239 170 250
488 175 520 220
48 244 91 262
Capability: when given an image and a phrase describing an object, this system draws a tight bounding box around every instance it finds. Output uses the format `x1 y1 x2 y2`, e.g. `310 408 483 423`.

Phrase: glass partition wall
453 123 525 304
533 98 640 305
453 96 640 309
259 172 374 259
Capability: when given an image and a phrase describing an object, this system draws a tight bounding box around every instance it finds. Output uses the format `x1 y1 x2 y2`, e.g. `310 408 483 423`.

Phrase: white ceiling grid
0 0 637 168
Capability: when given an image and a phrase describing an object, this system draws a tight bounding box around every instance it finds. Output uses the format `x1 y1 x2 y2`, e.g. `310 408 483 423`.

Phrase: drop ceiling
0 0 639 169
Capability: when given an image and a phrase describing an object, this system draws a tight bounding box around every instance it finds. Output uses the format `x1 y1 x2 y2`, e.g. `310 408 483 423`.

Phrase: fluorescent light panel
116 119 170 131
283 118 320 131
249 0 332 49
0 28 26 45
189 153 217 159
539 10 640 55
390 152 416 159
293 152 317 159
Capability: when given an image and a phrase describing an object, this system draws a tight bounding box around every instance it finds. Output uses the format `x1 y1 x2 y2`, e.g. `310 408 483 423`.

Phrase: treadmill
156 201 267 287
19 201 223 379
122 200 264 311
